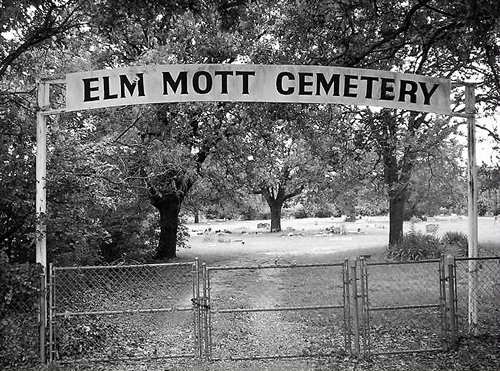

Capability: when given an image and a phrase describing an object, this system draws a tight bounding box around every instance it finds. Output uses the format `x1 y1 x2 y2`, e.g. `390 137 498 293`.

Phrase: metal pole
439 256 448 350
36 80 48 364
36 80 48 272
202 263 209 360
358 257 369 357
343 260 352 355
350 260 360 356
465 83 479 335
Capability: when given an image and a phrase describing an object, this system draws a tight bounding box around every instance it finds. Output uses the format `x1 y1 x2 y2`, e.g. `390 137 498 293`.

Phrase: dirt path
246 267 304 358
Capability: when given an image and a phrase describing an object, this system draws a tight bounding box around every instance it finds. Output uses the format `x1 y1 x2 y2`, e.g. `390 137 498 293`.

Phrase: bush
312 204 335 218
386 231 444 261
442 231 468 257
293 205 309 219
0 252 42 368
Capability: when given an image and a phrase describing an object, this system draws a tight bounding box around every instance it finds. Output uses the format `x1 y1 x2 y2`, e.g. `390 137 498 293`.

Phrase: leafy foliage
0 253 41 368
387 229 471 261
442 231 469 257
386 230 444 261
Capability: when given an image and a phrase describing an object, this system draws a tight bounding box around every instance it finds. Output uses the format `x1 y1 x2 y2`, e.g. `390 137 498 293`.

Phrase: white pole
465 83 479 335
36 81 48 271
36 80 48 363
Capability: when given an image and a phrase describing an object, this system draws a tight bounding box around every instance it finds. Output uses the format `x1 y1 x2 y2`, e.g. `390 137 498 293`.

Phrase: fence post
202 263 210 361
342 259 352 356
447 256 458 346
439 256 449 350
48 264 54 363
192 258 202 360
358 257 369 357
39 271 46 364
350 259 360 357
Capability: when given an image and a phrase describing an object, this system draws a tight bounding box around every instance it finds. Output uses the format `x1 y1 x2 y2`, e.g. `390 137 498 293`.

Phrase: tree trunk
269 200 283 232
154 194 182 260
388 191 406 246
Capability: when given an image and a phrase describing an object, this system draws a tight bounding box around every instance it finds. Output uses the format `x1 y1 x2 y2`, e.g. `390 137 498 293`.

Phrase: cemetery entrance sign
65 64 451 114
36 65 480 363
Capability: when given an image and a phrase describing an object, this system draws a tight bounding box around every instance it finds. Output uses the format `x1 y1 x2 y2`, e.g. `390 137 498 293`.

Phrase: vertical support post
193 258 202 359
48 264 54 363
350 259 360 356
439 256 449 350
358 257 369 357
206 268 213 361
465 83 479 335
36 80 48 271
202 263 209 360
342 259 352 355
39 272 46 364
447 257 458 345
36 80 49 364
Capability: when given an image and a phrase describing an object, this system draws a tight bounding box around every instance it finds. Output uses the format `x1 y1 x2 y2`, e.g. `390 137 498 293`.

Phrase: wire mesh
206 263 346 361
454 257 500 336
51 262 196 362
364 260 443 354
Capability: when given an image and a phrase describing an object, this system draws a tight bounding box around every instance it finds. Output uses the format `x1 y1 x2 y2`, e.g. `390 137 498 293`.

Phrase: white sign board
66 64 451 114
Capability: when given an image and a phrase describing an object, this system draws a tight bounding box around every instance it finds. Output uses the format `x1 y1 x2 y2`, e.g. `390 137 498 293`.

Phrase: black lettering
419 82 440 105
120 73 145 98
276 72 295 95
235 71 255 94
83 77 99 102
103 76 118 100
316 73 340 96
163 71 188 94
380 78 395 101
360 76 379 99
215 71 234 94
298 72 314 95
398 80 418 103
344 75 358 97
193 71 212 94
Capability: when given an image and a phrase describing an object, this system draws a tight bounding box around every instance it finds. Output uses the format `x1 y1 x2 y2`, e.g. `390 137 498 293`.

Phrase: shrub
442 231 468 257
312 205 334 218
386 231 444 261
0 252 42 368
293 205 309 219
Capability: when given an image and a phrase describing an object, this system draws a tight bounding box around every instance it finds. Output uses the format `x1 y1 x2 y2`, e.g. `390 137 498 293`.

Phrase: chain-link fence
49 261 197 363
454 257 500 336
205 262 347 361
0 262 42 370
3 255 499 367
362 259 444 356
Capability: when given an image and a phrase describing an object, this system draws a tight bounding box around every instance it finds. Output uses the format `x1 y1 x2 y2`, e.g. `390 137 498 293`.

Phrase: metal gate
201 257 460 361
360 258 446 356
48 260 200 363
201 261 350 361
47 256 466 364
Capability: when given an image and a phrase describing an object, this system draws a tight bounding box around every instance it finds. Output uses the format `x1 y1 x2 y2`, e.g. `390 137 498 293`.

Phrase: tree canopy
1 0 499 264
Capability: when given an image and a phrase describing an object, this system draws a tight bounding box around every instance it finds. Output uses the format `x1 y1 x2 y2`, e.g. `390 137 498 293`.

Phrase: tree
271 0 500 245
143 103 236 258
210 103 331 231
406 139 467 218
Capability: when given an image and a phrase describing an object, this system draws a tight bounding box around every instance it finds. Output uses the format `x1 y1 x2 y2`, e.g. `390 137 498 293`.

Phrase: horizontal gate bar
210 352 338 362
212 304 344 314
53 306 192 317
53 261 194 271
370 347 442 356
208 262 344 271
57 353 196 364
369 304 440 312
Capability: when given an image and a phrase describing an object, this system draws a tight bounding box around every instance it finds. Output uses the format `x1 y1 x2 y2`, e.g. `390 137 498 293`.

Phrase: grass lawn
180 216 500 265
